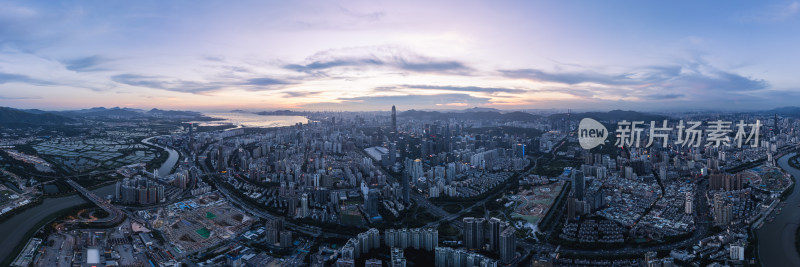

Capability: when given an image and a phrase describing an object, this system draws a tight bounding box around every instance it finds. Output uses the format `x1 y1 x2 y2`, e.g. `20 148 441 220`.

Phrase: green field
196 227 211 239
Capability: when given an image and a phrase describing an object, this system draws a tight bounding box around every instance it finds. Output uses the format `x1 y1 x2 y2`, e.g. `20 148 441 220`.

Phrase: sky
1 0 800 112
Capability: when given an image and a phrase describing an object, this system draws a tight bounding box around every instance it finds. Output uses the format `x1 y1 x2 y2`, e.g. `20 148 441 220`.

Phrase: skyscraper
188 122 195 154
499 227 516 263
217 143 225 171
774 113 779 135
463 217 485 250
300 193 309 218
402 168 410 204
366 189 379 216
571 170 585 201
488 217 507 251
389 142 397 165
392 105 397 133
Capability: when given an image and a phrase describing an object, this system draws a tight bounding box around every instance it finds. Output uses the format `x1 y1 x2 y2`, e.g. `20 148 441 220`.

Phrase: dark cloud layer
0 72 51 86
401 85 526 94
501 59 769 102
63 55 110 72
112 74 292 94
337 93 489 107
284 47 471 75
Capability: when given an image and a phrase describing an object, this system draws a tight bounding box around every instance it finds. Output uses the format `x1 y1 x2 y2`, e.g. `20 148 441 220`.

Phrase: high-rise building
730 243 745 261
774 113 779 135
709 172 743 191
365 259 382 267
499 227 516 264
713 193 733 226
300 193 309 218
515 143 526 158
402 169 410 204
435 247 497 267
684 192 693 214
644 251 658 267
572 170 585 201
410 159 424 180
288 197 297 217
391 248 406 267
280 230 292 248
488 217 507 251
463 217 485 250
217 143 225 171
392 105 397 133
389 142 397 165
115 176 165 205
365 189 379 217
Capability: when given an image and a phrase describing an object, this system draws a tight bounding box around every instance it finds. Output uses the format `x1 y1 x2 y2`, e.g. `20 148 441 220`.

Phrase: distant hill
146 108 202 117
14 107 207 120
0 107 75 125
765 106 800 117
461 107 501 113
255 110 302 116
549 109 669 122
60 107 144 118
399 109 541 121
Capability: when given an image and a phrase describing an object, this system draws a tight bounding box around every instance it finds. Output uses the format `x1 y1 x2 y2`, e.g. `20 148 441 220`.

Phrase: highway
62 178 126 225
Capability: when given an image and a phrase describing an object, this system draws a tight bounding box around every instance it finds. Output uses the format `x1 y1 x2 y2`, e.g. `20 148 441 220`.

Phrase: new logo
578 118 608 150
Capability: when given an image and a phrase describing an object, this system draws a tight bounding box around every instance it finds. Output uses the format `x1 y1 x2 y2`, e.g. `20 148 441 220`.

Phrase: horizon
2 1 800 111
5 104 800 115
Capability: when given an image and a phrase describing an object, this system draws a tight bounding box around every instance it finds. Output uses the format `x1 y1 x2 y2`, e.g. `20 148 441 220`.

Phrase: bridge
63 178 146 227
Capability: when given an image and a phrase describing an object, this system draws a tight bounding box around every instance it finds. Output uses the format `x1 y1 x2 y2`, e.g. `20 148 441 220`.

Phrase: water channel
0 136 179 263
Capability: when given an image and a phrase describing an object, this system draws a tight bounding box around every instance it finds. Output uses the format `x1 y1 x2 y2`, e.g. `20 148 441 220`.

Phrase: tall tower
301 193 309 218
572 170 585 201
500 227 516 263
392 105 397 133
217 143 225 171
402 168 410 204
774 113 779 135
187 123 195 155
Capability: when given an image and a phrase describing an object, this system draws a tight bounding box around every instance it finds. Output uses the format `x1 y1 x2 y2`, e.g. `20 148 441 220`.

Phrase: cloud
401 85 527 94
0 3 40 46
501 58 768 102
737 2 800 23
111 74 223 93
336 93 490 109
283 91 321 98
284 46 471 75
0 2 87 51
0 72 52 86
642 93 684 100
63 55 110 72
337 5 384 22
244 77 292 86
283 3 385 31
0 95 41 100
500 67 679 86
112 74 293 94
299 93 491 111
285 58 384 72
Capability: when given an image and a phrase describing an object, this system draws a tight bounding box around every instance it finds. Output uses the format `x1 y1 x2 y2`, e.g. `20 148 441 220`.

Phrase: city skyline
1 1 800 111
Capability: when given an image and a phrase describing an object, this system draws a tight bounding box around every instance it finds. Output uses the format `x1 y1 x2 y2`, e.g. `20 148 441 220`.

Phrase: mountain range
0 106 205 125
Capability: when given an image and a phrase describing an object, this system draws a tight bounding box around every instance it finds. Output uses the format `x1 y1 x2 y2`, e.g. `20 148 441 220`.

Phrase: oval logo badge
578 118 608 150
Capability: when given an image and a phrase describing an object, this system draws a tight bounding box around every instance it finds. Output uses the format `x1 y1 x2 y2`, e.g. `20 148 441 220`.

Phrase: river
0 136 180 263
142 136 180 177
758 152 800 267
191 112 308 128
